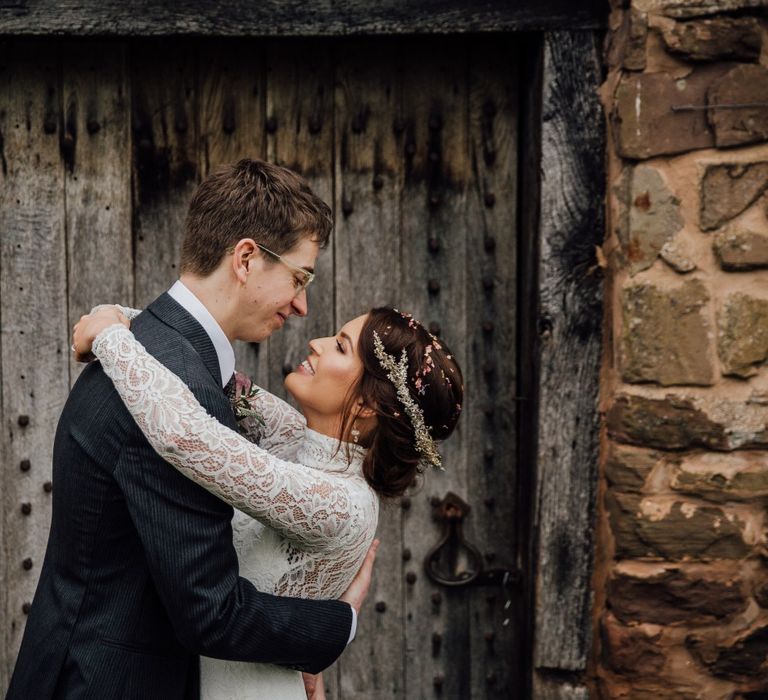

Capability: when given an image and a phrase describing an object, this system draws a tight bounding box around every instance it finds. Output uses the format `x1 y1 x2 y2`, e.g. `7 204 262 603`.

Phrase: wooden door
0 35 522 697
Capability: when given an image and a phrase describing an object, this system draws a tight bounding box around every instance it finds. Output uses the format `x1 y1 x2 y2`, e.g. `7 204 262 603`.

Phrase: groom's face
235 236 320 342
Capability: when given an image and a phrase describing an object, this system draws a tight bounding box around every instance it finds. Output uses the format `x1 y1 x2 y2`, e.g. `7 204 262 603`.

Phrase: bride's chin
283 376 304 405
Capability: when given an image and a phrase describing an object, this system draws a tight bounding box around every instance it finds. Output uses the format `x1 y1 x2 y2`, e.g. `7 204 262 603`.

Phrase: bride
73 304 463 700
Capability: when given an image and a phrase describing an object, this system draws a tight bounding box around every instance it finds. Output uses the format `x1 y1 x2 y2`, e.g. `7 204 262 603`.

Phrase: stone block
660 17 762 62
608 565 748 624
715 230 768 271
718 293 768 378
622 165 683 274
606 492 648 557
660 239 696 273
687 623 768 684
624 10 649 71
605 9 648 70
634 0 768 17
612 66 730 159
754 579 768 608
605 443 662 492
606 393 768 451
607 9 649 71
597 678 700 700
621 279 715 386
600 612 665 676
709 65 768 148
700 162 768 232
671 452 768 502
606 491 752 560
607 394 722 450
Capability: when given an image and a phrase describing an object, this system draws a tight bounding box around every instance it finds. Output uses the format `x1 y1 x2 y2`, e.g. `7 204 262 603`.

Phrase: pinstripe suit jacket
6 293 352 700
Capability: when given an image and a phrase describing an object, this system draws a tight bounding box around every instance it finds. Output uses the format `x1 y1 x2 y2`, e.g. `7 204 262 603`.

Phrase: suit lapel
146 293 224 388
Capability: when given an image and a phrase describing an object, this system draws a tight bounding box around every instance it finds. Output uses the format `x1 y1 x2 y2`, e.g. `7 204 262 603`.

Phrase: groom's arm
112 378 352 674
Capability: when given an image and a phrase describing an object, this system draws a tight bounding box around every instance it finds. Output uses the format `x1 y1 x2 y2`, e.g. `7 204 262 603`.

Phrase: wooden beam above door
0 0 607 36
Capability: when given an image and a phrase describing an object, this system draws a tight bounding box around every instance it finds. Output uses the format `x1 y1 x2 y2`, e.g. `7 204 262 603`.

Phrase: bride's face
284 314 368 420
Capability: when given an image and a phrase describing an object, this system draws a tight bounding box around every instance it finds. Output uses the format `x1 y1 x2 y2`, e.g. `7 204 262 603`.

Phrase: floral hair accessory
372 330 443 470
393 308 419 330
393 307 444 351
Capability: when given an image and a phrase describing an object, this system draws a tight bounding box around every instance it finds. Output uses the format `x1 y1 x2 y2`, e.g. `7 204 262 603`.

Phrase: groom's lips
275 312 287 327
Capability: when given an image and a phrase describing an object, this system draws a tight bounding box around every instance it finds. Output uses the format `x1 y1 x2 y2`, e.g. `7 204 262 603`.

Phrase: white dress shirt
167 280 235 387
165 280 358 644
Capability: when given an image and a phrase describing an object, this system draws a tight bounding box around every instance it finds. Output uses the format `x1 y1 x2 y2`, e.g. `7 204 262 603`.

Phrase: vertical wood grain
465 36 520 699
397 37 471 700
131 41 198 307
0 40 68 689
62 42 133 385
265 39 335 402
333 37 405 700
531 30 604 695
197 38 267 384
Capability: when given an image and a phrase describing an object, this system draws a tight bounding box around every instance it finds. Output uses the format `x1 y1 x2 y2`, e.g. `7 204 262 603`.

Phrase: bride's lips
295 359 315 376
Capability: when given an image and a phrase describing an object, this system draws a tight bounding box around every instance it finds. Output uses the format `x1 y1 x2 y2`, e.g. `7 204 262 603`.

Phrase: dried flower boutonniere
231 372 266 427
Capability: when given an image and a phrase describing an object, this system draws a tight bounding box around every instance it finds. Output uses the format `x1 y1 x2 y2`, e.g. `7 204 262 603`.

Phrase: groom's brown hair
180 159 333 276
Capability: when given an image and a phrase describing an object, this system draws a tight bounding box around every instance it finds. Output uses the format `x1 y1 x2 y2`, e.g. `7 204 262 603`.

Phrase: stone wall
597 2 768 698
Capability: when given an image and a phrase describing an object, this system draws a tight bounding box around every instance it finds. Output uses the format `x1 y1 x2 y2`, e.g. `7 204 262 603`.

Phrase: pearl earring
351 423 360 444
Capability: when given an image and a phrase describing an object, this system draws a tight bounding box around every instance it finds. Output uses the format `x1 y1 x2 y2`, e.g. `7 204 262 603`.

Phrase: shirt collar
167 280 235 387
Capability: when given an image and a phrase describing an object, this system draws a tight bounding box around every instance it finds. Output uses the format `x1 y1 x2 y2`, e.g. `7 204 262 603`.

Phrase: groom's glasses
255 244 315 295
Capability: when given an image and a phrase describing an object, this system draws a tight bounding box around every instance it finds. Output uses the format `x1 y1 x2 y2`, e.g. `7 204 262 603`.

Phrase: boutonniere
232 373 266 427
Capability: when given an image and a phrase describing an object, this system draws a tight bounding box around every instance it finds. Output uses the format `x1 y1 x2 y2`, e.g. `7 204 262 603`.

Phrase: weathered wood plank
131 41 198 307
332 38 404 700
265 40 335 402
397 37 470 700
465 35 520 699
531 30 604 677
197 39 268 386
0 1 606 36
62 42 133 385
0 41 69 692
534 676 591 700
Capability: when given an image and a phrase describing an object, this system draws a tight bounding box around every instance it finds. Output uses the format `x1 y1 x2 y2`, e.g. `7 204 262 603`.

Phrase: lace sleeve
232 371 305 458
89 303 142 321
93 325 362 549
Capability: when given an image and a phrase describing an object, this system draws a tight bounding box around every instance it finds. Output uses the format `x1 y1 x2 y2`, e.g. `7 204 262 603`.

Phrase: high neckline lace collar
297 427 366 474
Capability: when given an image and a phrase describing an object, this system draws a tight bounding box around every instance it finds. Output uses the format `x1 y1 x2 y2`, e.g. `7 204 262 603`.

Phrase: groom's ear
231 238 258 284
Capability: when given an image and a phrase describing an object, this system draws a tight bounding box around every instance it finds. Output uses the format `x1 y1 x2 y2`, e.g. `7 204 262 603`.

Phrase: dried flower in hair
373 330 442 470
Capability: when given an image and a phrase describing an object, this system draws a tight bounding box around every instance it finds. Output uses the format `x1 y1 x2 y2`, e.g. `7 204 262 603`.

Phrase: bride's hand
302 672 325 700
72 306 130 362
339 539 380 615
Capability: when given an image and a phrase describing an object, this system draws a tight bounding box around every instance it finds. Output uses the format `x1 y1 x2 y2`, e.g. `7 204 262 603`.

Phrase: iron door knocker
424 492 520 589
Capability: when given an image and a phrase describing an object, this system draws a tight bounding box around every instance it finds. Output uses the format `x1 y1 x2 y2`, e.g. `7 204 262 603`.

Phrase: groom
7 160 371 699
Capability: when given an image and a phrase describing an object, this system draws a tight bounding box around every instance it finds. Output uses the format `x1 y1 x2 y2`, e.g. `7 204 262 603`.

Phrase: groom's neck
179 272 238 342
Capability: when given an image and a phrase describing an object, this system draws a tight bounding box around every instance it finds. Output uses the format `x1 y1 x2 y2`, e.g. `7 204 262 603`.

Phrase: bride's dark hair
339 308 463 498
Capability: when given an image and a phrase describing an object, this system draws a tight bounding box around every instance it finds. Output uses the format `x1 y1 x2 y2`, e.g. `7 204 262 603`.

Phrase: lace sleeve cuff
89 304 142 321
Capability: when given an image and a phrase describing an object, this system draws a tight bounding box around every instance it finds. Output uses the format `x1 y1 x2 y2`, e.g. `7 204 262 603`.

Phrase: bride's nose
308 339 321 355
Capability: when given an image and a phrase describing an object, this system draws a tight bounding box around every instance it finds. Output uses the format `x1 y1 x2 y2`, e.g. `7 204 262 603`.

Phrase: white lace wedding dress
91 323 380 700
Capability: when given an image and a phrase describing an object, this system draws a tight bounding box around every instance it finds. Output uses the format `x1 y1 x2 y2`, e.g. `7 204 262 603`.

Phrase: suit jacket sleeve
109 352 352 673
